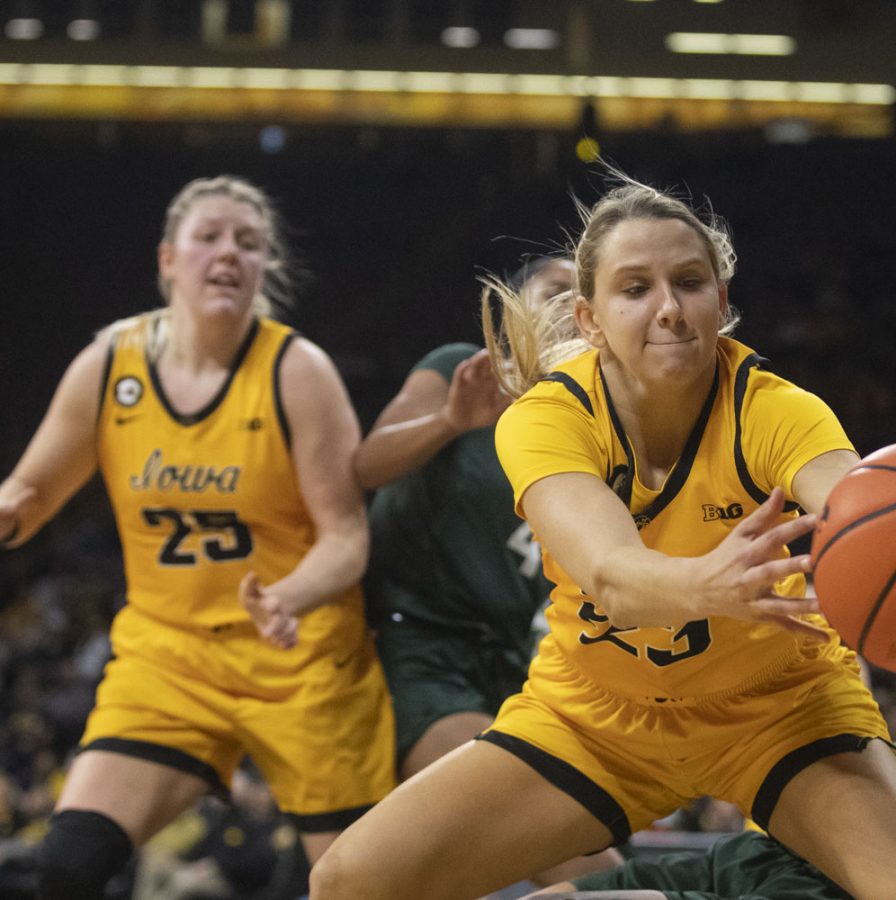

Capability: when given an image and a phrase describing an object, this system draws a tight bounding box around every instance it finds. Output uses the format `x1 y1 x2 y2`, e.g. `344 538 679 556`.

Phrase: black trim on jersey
600 362 720 522
272 331 300 450
285 804 374 834
732 353 799 513
599 366 635 507
541 372 595 417
146 317 261 426
478 730 632 846
750 733 873 830
79 736 229 799
97 334 117 424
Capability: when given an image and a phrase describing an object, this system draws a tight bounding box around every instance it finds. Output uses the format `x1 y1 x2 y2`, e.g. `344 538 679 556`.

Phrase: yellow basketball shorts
80 606 396 831
480 639 891 844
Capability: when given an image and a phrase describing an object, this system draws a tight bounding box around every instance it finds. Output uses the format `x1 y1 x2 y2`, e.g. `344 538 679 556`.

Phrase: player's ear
157 242 173 280
718 282 729 325
574 296 606 349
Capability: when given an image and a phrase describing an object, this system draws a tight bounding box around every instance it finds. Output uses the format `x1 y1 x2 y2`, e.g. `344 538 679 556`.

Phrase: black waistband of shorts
285 804 374 833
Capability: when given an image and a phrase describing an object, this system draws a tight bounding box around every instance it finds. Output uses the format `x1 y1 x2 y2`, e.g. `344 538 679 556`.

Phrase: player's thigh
770 737 896 898
312 738 614 900
56 750 210 846
401 710 494 779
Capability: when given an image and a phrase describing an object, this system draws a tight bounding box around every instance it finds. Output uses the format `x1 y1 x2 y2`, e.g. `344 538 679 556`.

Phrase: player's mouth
208 273 240 287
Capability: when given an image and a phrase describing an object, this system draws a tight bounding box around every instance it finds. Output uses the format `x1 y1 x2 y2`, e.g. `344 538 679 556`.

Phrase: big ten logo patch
702 502 744 522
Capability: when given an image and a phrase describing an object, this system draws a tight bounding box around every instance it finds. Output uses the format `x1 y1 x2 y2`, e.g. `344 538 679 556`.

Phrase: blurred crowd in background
1 120 895 898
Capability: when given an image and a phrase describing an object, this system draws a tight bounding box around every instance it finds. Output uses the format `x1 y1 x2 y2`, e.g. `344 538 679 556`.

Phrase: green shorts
572 831 851 899
374 614 530 763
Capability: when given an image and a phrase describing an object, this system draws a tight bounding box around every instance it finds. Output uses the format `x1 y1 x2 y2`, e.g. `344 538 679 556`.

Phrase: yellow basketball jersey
496 337 854 702
97 314 363 638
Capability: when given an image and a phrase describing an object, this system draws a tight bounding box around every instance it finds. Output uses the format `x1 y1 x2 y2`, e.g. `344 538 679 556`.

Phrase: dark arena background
1 2 895 898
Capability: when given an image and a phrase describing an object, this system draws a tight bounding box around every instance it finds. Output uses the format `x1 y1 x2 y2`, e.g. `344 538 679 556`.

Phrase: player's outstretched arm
791 448 860 514
522 473 821 638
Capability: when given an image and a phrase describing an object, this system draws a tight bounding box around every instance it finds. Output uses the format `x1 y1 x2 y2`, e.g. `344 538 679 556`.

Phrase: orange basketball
810 444 896 672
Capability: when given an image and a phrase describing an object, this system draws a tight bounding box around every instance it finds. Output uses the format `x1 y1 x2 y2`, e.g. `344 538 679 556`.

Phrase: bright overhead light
733 34 795 55
504 28 559 50
67 18 100 41
441 26 480 48
5 17 43 39
0 64 890 108
666 32 795 56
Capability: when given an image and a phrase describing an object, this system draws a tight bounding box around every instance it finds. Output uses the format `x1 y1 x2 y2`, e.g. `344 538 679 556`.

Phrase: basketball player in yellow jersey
310 173 896 900
0 176 394 900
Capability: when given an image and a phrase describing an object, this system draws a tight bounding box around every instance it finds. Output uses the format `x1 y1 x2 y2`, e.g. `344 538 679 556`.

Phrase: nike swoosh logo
115 415 141 425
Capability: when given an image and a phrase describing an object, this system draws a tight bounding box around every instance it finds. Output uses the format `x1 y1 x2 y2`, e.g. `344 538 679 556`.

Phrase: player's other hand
699 488 826 641
0 484 36 545
442 349 511 433
239 572 299 649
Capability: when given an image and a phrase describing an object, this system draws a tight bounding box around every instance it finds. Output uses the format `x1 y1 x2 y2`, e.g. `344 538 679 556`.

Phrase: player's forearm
273 518 370 615
0 475 63 547
354 412 460 490
586 546 701 628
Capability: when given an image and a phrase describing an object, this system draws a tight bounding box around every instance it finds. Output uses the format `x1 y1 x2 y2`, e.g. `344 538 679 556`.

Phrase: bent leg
310 739 615 900
768 738 896 899
38 749 210 900
404 716 624 885
55 749 211 844
38 810 133 900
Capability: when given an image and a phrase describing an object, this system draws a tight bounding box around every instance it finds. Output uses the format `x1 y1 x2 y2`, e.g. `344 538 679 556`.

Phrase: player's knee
309 845 369 900
37 809 134 900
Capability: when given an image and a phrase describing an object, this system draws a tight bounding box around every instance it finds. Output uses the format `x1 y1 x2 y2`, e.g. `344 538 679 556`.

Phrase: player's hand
696 488 827 641
239 572 299 649
441 349 511 433
0 484 36 544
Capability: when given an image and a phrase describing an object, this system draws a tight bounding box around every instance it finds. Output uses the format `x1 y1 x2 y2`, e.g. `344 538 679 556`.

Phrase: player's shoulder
719 336 830 417
279 333 335 378
517 347 599 416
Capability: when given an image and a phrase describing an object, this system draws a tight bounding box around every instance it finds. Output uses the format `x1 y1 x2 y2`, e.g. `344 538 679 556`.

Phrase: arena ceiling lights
0 63 891 108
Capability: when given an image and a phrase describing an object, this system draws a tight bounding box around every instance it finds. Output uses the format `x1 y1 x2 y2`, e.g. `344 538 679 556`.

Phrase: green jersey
571 832 851 899
365 344 550 655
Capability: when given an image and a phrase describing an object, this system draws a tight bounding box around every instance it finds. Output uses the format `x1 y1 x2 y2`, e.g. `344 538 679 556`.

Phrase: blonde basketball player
308 173 896 900
0 176 395 899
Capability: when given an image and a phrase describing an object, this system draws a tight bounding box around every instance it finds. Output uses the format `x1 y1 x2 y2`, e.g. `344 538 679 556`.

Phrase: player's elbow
352 448 384 492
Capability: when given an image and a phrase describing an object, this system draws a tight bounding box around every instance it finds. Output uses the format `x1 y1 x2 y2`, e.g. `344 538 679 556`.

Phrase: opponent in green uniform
365 342 550 765
528 831 851 899
358 257 576 777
